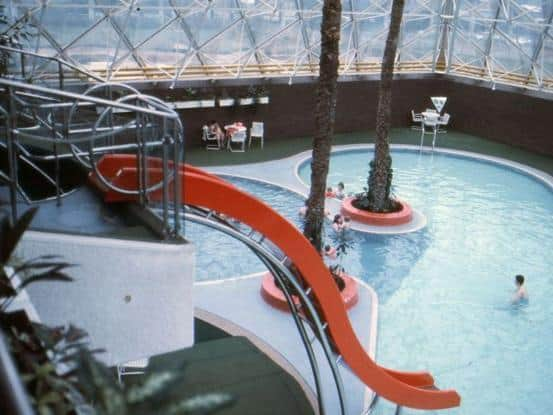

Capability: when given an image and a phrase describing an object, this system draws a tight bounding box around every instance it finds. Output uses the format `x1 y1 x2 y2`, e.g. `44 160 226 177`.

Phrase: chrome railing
0 77 184 237
0 44 104 89
178 206 347 415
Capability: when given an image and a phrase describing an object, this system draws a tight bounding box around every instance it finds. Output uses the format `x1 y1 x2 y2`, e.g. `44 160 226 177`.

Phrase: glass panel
39 4 105 48
201 21 253 65
399 14 439 61
112 5 176 48
64 18 128 69
134 19 193 68
489 33 527 74
182 6 241 48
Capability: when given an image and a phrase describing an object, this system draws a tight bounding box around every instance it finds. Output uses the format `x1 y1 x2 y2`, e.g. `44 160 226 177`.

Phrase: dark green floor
126 336 314 415
186 127 553 175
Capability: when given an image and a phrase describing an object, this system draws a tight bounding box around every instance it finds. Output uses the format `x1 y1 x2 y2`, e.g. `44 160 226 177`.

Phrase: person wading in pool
512 274 529 304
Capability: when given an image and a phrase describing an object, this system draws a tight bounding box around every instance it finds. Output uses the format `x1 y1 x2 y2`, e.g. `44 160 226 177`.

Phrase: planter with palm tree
342 0 412 226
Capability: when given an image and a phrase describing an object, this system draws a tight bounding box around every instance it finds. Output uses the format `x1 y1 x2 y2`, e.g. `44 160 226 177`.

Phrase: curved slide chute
91 155 460 410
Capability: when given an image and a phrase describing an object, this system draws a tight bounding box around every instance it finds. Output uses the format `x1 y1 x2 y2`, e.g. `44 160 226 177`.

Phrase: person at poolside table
335 182 346 200
512 274 529 304
208 120 225 148
332 214 344 232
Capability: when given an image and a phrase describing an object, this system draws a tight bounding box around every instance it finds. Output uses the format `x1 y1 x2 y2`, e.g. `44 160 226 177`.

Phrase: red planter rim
341 197 413 226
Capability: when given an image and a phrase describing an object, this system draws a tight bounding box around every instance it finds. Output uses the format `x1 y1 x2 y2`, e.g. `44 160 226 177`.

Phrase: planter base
341 197 413 226
261 272 359 312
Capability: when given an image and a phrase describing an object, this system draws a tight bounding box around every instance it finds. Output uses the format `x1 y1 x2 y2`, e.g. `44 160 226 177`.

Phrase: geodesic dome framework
1 0 552 91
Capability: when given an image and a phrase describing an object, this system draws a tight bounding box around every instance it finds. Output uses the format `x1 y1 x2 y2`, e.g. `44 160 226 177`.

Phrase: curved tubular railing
0 44 105 87
181 207 347 415
0 78 183 235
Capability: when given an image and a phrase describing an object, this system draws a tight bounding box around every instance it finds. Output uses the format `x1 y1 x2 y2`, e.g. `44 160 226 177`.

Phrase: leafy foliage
0 208 234 415
76 350 234 415
329 226 355 291
1 208 75 313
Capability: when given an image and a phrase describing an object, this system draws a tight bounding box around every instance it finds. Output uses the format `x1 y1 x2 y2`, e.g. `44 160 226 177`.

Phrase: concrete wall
170 77 553 156
16 231 195 366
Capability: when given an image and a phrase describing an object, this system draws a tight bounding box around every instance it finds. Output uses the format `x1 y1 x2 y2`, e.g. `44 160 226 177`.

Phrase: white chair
228 130 247 152
201 125 220 150
249 121 264 148
420 113 440 151
437 113 450 133
411 110 423 130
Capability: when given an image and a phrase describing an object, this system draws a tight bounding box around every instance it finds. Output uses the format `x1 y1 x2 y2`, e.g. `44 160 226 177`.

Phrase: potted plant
328 225 355 292
251 85 269 104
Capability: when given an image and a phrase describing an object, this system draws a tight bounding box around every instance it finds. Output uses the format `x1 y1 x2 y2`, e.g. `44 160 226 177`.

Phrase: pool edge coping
194 272 379 413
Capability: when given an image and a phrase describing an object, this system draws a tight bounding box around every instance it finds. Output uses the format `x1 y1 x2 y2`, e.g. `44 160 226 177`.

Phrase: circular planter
261 271 359 312
341 196 413 226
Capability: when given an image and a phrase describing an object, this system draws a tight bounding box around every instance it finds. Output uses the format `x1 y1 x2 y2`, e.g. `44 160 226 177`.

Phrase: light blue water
297 150 553 415
185 151 553 415
186 176 306 281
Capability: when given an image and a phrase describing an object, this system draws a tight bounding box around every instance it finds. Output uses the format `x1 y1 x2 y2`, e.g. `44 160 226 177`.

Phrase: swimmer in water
512 274 529 304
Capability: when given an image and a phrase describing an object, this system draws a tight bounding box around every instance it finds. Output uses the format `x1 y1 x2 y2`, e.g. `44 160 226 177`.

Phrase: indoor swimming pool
187 149 553 415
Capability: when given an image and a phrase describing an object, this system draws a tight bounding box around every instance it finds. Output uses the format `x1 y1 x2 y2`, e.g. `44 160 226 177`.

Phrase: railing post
172 122 181 237
0 331 34 415
51 112 61 206
58 61 64 91
20 53 25 79
162 134 171 239
7 87 19 224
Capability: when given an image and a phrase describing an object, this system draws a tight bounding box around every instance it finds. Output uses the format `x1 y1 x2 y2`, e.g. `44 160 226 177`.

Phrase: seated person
335 182 346 200
512 274 529 304
208 120 225 148
332 214 344 232
325 186 336 198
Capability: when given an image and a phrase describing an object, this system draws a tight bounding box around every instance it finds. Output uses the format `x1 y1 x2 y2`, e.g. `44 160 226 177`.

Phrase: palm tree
303 0 342 253
359 0 406 212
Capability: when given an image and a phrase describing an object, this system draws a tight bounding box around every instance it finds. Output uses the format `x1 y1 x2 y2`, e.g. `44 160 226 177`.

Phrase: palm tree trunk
366 0 405 212
303 0 342 253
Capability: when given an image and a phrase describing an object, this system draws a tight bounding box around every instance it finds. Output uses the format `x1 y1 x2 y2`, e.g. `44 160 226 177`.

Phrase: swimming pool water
186 150 553 415
298 150 553 415
186 176 306 281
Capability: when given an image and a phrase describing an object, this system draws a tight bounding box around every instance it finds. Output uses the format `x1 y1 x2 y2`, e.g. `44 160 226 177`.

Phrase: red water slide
90 154 460 410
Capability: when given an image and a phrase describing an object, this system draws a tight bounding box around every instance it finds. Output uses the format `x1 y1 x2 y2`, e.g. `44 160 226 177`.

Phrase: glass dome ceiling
2 0 552 91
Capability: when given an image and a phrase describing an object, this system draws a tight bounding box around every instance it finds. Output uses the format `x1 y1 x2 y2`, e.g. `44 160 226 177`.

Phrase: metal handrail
0 78 183 235
0 44 105 84
179 207 347 415
0 78 177 119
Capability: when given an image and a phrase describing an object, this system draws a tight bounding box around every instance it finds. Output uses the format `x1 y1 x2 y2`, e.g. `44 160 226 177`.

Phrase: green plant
1 208 74 313
0 208 234 415
1 207 86 414
328 227 355 291
76 351 234 415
